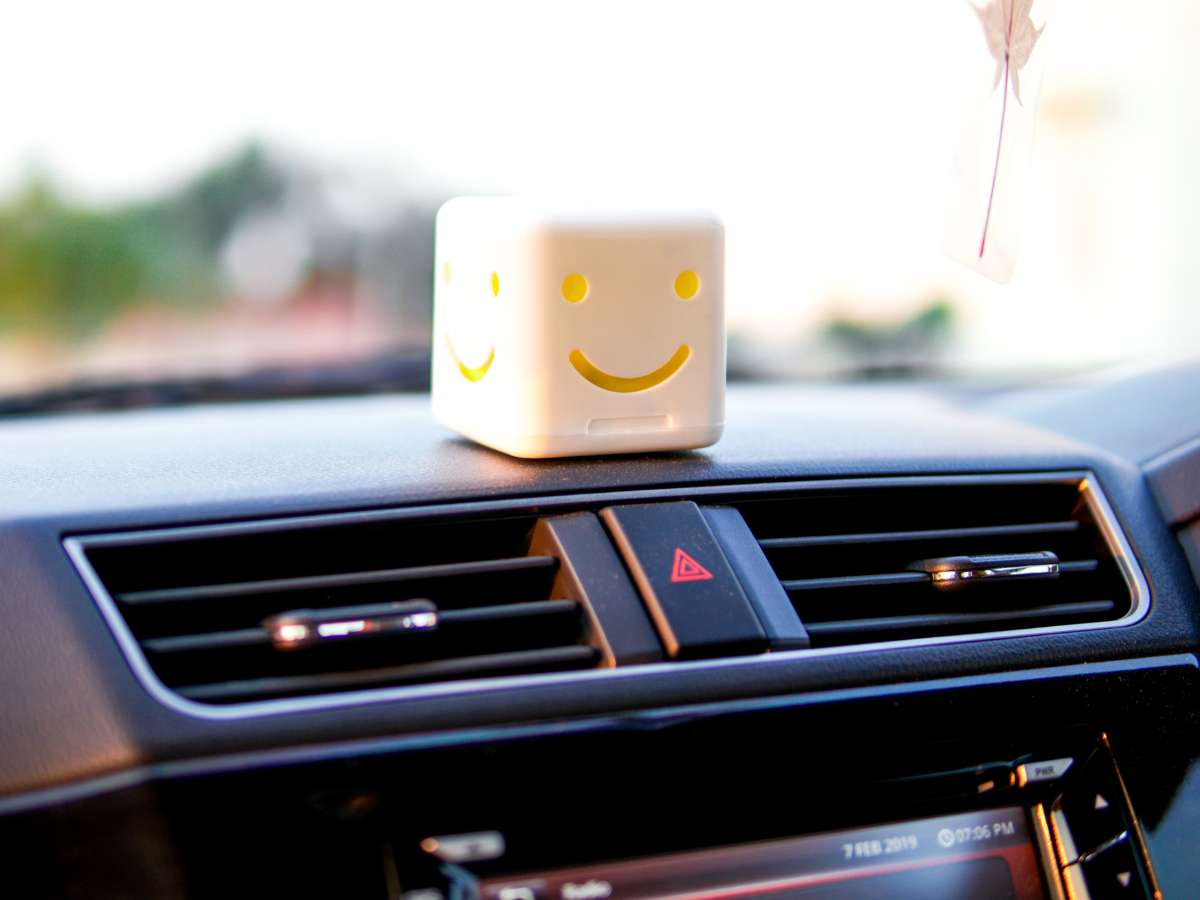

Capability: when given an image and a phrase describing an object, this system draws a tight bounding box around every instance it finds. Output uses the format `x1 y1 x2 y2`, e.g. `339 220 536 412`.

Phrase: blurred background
0 0 1196 408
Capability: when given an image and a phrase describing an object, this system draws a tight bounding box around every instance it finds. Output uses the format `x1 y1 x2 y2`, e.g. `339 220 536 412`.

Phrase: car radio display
478 808 1045 900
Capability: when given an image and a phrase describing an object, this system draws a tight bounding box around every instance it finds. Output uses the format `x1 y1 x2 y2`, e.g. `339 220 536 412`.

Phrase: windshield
0 1 1193 407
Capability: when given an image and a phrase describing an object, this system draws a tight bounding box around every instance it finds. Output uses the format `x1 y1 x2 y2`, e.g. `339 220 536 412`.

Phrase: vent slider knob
909 552 1061 591
264 599 439 650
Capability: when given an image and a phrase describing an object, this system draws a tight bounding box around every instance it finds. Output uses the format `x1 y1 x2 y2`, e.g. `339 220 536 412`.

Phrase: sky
0 0 1193 372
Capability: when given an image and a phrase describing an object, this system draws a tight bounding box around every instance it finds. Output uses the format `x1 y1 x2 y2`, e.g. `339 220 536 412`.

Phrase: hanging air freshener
946 0 1055 283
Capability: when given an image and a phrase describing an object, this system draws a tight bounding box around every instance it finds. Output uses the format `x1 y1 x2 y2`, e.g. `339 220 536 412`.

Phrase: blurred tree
146 142 286 255
823 298 956 376
0 143 285 338
0 180 160 335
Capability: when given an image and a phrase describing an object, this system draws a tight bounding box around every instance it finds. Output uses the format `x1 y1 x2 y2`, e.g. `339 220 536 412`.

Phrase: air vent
69 474 1146 717
76 515 602 705
732 477 1139 647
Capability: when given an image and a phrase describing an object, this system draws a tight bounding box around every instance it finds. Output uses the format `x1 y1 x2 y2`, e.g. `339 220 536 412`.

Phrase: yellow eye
561 273 589 303
490 272 500 297
442 261 452 286
674 270 700 300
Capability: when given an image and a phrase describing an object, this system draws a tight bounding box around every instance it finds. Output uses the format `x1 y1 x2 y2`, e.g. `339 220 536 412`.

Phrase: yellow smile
568 344 691 393
445 334 495 382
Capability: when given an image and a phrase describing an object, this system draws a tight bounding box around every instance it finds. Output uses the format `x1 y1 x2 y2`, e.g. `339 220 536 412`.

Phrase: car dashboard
3 367 1200 900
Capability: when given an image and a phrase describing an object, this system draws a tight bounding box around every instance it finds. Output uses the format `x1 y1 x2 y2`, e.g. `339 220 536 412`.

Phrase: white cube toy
431 198 725 459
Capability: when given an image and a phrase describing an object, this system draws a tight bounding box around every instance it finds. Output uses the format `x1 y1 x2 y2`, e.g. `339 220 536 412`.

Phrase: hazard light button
600 502 768 659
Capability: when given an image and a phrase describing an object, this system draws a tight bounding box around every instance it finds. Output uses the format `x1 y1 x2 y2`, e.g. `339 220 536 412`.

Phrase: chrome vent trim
65 472 1150 721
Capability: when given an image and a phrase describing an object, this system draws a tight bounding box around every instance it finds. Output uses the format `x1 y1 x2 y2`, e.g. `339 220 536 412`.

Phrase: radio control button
1059 753 1127 856
1078 836 1148 898
1015 757 1074 786
421 830 506 863
482 883 548 900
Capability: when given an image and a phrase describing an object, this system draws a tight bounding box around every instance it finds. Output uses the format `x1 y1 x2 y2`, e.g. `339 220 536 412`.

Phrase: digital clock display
480 807 1044 900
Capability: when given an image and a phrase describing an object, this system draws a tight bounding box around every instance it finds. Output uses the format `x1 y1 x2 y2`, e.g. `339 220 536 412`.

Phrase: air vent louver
71 474 1144 715
79 515 600 705
732 478 1137 647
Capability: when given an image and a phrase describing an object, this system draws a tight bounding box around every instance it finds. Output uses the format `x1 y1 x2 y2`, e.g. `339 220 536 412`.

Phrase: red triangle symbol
671 547 714 583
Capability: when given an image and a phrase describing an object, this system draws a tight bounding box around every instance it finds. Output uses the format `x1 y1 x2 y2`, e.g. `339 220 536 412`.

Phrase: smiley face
562 270 701 393
442 264 501 383
431 199 724 459
444 336 494 382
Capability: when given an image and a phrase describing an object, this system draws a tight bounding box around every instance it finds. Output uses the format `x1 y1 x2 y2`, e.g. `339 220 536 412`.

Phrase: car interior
2 3 1199 899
